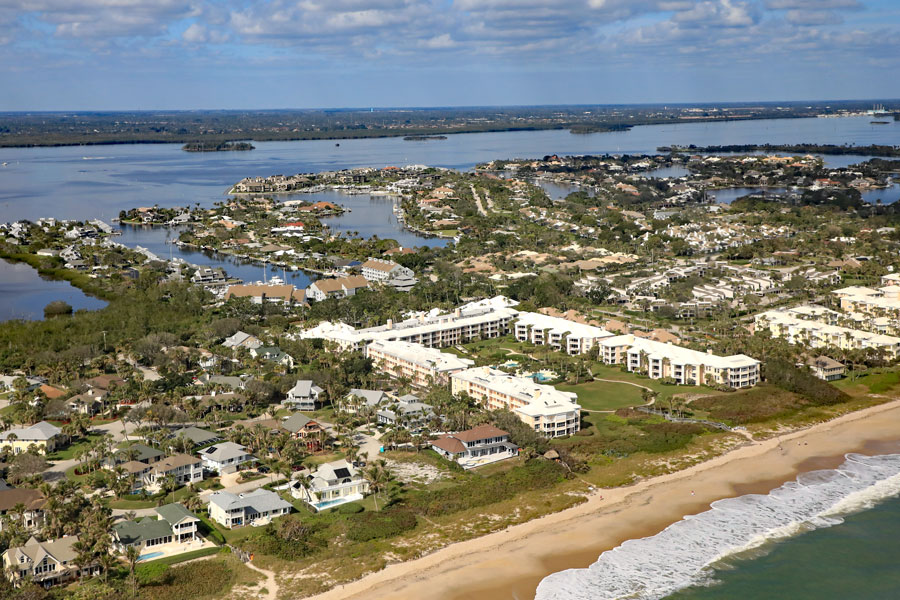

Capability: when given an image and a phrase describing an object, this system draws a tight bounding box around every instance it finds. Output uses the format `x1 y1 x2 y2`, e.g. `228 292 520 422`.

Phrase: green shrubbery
764 359 849 405
346 508 417 542
336 502 365 514
245 517 327 560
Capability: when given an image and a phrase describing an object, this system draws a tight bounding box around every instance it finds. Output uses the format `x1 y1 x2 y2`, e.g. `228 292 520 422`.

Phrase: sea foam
535 453 900 600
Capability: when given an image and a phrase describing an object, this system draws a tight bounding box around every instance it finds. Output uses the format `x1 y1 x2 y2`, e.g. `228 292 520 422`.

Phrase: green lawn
557 379 646 411
833 370 900 395
47 433 104 460
586 363 718 403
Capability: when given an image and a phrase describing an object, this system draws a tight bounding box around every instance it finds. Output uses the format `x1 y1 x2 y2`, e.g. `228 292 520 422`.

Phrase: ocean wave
534 453 900 600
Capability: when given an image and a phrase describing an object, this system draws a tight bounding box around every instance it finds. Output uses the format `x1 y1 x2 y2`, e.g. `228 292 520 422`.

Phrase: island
182 141 255 152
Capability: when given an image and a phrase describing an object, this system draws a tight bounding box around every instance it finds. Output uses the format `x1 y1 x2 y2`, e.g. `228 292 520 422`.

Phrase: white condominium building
513 312 613 355
451 367 581 438
599 335 760 388
365 340 474 387
755 309 900 358
833 285 900 321
296 297 519 351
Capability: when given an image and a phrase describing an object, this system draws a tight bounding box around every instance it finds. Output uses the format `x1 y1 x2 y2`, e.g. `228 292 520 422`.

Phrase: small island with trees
182 141 255 152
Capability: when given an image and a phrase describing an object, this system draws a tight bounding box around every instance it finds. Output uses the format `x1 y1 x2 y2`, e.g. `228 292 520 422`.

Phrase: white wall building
513 312 613 355
599 335 760 388
365 340 474 386
451 367 581 438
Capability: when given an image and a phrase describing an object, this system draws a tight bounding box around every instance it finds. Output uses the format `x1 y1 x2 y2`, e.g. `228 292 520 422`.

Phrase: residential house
376 396 434 431
292 459 369 511
249 346 295 369
224 284 307 306
284 380 323 411
171 426 222 448
431 425 518 468
0 421 64 455
804 355 847 381
280 413 325 450
360 258 414 283
306 275 370 301
112 503 201 554
2 536 100 587
144 454 204 493
222 331 263 350
208 489 292 528
0 488 46 533
199 442 255 474
111 443 165 466
341 389 387 413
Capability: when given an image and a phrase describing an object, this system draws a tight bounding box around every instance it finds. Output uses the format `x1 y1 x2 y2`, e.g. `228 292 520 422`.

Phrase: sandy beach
308 400 900 600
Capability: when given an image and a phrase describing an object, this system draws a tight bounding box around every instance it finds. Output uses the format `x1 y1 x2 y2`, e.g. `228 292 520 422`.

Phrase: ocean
535 453 900 600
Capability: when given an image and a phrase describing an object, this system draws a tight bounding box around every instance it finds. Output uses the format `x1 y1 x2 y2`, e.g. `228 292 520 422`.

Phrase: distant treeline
182 141 255 152
0 103 842 147
661 143 900 157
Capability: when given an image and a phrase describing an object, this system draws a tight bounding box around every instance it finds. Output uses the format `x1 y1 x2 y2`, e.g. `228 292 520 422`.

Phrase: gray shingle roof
209 489 291 513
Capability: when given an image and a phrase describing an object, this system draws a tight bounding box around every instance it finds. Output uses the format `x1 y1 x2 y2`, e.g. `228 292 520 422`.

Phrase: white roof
209 488 291 513
514 312 613 341
366 340 474 373
452 367 580 416
0 421 62 442
600 335 759 369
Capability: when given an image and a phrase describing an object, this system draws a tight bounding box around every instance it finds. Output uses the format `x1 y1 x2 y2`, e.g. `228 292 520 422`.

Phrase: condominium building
755 309 900 358
297 297 519 351
365 340 474 386
599 335 760 388
450 367 581 438
513 312 613 355
833 285 900 321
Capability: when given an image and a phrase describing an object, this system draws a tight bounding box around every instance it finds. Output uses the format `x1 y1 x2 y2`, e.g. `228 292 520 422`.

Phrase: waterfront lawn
833 369 900 396
557 380 645 411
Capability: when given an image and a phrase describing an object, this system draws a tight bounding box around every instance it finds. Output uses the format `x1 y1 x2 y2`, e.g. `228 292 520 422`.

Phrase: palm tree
123 545 140 598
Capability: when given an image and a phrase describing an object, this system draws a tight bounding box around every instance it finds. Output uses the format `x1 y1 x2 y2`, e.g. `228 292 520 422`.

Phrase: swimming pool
137 551 164 562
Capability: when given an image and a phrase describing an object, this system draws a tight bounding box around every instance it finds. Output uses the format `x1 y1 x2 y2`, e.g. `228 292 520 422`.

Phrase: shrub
346 508 417 542
337 502 364 514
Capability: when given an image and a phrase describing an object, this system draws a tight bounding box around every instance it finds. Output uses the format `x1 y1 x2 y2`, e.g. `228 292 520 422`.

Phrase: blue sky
1 0 898 110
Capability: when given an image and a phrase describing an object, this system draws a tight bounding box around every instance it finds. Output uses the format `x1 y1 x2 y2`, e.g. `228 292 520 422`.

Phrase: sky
1 0 899 110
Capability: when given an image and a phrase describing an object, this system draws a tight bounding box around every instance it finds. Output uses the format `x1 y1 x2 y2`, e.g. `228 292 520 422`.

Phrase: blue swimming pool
137 551 164 562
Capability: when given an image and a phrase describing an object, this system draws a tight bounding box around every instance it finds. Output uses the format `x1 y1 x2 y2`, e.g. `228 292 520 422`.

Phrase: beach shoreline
306 399 900 600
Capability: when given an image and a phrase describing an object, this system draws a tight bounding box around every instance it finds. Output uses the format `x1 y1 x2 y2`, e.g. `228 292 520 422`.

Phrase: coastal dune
309 400 900 600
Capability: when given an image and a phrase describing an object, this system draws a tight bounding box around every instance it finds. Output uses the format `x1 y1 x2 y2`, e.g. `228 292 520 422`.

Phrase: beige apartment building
365 340 474 387
451 367 581 438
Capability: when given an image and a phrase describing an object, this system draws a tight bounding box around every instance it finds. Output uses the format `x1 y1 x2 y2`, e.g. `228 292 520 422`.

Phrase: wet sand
308 400 900 600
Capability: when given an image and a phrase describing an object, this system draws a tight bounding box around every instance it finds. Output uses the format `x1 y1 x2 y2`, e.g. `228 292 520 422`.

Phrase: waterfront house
2 536 100 587
291 459 369 511
284 380 324 410
360 258 414 283
804 355 846 381
208 489 292 528
112 503 201 554
306 275 369 301
431 425 518 468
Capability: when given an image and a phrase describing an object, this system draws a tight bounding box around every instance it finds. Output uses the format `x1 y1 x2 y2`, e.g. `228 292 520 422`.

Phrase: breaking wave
535 453 900 600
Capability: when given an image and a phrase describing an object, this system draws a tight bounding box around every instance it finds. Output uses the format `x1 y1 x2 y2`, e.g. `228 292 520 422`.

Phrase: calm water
1 114 897 319
1 116 896 223
708 187 790 204
0 259 106 321
535 452 900 600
